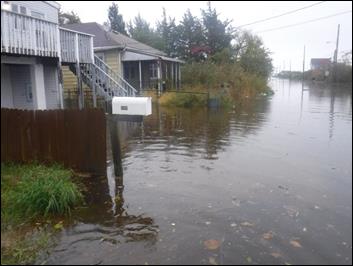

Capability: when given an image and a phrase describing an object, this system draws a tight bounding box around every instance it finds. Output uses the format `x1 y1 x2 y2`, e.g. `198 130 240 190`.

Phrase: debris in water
54 221 64 230
241 222 254 227
171 223 176 226
230 223 237 227
270 252 282 258
209 257 218 265
303 227 307 232
262 231 274 240
278 185 289 191
205 221 211 225
246 256 252 263
290 240 302 248
204 239 221 250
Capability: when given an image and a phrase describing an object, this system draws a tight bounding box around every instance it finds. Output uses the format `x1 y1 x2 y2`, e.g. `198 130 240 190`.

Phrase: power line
236 1 326 28
256 10 352 33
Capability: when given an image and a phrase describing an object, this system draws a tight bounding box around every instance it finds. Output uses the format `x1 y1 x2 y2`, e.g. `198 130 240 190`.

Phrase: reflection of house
310 58 331 70
1 1 94 110
61 23 183 94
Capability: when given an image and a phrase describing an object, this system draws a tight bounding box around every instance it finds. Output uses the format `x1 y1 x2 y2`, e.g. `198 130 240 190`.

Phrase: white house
1 1 95 110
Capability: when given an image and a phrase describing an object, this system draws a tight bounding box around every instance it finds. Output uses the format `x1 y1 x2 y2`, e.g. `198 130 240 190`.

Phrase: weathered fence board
1 108 106 175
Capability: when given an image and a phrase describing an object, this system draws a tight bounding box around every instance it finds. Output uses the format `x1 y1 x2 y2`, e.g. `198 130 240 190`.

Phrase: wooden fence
1 108 106 175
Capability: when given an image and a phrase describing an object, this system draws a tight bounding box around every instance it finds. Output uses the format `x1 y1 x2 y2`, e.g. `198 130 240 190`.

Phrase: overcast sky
58 1 352 71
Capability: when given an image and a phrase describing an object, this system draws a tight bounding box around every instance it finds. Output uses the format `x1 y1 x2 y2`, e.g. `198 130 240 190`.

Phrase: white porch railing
1 9 93 63
1 9 59 57
59 28 93 64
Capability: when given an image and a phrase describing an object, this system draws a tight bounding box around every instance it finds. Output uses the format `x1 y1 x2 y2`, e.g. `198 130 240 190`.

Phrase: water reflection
118 98 271 161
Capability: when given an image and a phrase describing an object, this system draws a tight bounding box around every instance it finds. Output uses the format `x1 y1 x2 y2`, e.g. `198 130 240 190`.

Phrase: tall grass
1 163 84 265
1 163 83 226
179 62 272 107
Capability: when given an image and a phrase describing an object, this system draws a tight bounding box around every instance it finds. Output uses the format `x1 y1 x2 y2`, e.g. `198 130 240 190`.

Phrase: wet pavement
44 79 352 265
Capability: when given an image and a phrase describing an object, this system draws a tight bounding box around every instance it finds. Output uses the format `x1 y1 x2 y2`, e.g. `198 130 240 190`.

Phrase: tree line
59 1 273 79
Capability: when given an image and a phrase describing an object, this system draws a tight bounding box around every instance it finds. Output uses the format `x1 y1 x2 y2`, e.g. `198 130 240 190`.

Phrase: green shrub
181 61 271 106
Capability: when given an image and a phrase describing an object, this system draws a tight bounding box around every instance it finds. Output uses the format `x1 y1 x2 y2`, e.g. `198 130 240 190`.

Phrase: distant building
310 58 331 70
310 58 332 81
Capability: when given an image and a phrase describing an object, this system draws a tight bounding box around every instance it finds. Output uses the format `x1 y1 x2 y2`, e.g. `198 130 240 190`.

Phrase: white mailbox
112 97 152 116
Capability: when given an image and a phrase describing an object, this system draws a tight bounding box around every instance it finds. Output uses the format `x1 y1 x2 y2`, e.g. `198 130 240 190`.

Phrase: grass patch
1 162 84 264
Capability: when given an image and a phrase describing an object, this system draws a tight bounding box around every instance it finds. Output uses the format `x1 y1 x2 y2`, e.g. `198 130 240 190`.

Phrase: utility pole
289 60 292 80
302 45 306 89
333 24 340 82
333 24 340 64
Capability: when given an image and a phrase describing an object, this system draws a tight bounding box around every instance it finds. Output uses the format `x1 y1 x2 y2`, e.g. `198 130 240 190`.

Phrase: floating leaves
204 239 221 250
53 221 63 230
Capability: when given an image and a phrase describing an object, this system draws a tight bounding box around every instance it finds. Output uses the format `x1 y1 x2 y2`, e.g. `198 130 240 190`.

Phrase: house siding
62 65 89 93
104 49 122 75
1 64 14 108
6 1 59 24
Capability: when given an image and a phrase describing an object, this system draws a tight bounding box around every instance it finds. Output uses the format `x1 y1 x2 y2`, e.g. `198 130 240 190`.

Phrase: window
11 3 18 13
124 63 135 80
31 11 44 19
20 6 26 15
149 63 158 79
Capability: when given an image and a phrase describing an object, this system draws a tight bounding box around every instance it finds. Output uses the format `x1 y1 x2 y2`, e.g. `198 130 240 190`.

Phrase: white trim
31 64 47 109
139 60 142 90
74 33 79 63
59 27 95 37
94 46 123 51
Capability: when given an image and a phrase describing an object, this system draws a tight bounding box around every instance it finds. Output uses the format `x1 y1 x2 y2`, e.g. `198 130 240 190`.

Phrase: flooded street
45 79 352 265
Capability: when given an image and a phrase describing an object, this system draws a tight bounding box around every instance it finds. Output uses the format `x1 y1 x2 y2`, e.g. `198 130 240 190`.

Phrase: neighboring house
61 22 183 94
1 1 95 110
310 58 331 71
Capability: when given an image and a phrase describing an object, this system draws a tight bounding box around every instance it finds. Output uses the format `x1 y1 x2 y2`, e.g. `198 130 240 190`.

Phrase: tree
107 2 128 35
201 1 234 56
59 10 81 25
157 8 178 57
128 14 164 51
177 9 206 61
235 31 273 78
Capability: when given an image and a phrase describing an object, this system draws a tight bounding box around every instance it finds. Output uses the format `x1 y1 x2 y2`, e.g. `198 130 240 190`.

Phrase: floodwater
44 79 352 265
